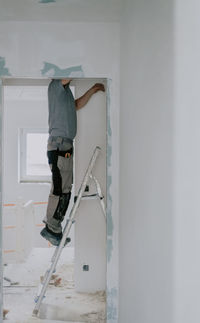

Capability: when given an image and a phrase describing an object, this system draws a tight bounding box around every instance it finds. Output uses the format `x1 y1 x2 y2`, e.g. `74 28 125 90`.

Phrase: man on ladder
41 79 105 246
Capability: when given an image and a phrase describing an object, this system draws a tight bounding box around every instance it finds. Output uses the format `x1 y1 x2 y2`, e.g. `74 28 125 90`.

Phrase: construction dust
3 247 106 322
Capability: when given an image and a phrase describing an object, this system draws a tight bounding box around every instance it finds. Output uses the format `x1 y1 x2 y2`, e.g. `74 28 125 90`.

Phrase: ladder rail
68 146 101 221
53 147 102 263
91 174 106 218
33 146 102 316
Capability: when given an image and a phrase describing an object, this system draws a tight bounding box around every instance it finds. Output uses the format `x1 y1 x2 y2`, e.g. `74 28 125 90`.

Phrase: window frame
19 128 51 183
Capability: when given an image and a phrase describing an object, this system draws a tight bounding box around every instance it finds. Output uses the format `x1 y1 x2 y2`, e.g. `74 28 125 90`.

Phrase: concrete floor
3 247 106 322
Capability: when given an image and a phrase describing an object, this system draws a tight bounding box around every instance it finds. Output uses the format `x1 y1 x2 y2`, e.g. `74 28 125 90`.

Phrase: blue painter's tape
41 62 84 78
106 80 118 322
0 57 11 76
106 80 114 263
39 0 56 3
107 287 118 321
107 175 113 237
107 238 113 263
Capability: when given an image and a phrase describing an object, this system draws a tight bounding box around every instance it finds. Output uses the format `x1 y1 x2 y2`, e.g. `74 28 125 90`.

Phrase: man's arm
75 83 105 110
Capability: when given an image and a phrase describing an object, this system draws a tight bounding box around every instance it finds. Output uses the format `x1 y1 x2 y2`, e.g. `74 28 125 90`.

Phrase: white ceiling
0 0 121 22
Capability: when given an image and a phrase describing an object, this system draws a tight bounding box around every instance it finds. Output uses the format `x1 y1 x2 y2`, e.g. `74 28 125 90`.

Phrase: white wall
119 1 200 322
0 22 120 80
3 87 52 251
3 90 49 203
119 1 175 322
74 79 107 292
174 1 200 322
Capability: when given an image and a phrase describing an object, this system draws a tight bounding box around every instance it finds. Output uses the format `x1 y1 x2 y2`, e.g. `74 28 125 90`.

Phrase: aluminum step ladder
33 146 106 316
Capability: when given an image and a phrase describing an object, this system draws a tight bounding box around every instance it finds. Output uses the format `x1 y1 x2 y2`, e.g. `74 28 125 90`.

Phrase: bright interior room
2 78 107 322
2 0 200 322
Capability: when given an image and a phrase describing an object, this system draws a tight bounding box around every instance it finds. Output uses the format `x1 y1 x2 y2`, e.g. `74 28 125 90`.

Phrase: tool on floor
33 146 106 316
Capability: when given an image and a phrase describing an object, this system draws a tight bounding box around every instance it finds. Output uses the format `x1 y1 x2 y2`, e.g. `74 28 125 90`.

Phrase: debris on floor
3 309 9 319
4 276 19 286
3 247 106 322
40 274 62 287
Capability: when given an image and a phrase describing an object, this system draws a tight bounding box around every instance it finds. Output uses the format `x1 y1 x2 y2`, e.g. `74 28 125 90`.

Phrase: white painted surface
0 22 120 79
3 86 50 203
174 1 200 322
15 200 34 262
119 1 174 322
74 79 107 292
2 85 52 255
0 0 120 23
3 201 41 264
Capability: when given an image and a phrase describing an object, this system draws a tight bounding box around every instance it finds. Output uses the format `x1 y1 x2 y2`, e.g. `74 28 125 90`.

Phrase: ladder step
82 194 99 200
74 194 100 202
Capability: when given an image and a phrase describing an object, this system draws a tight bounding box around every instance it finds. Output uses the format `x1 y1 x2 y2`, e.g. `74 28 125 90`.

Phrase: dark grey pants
43 137 73 233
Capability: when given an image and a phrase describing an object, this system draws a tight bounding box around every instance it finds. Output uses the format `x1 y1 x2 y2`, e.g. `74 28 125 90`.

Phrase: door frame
0 76 117 322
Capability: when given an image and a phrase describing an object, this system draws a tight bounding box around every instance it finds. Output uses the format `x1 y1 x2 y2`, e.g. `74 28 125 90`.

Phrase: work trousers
43 136 73 233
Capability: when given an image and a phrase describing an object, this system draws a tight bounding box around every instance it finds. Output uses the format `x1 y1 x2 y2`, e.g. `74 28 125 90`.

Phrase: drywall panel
120 0 175 322
74 79 107 292
174 1 200 322
3 93 50 203
0 0 121 23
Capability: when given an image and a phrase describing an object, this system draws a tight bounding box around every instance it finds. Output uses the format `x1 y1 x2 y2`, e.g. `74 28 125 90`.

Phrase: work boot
40 226 71 247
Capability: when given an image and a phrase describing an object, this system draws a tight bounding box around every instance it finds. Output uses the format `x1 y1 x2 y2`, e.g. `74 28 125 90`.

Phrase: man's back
48 79 77 140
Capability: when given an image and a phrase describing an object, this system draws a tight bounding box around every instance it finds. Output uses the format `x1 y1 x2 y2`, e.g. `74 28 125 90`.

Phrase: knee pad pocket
53 192 71 221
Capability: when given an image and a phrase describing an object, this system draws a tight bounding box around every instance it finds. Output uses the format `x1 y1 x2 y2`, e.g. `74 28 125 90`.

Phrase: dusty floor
3 247 106 322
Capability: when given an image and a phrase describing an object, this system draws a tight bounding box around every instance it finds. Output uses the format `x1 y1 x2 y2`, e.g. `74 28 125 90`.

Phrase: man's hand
91 83 105 94
75 83 105 110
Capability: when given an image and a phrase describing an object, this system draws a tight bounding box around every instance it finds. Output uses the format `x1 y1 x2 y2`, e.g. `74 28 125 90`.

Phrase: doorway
0 77 107 322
